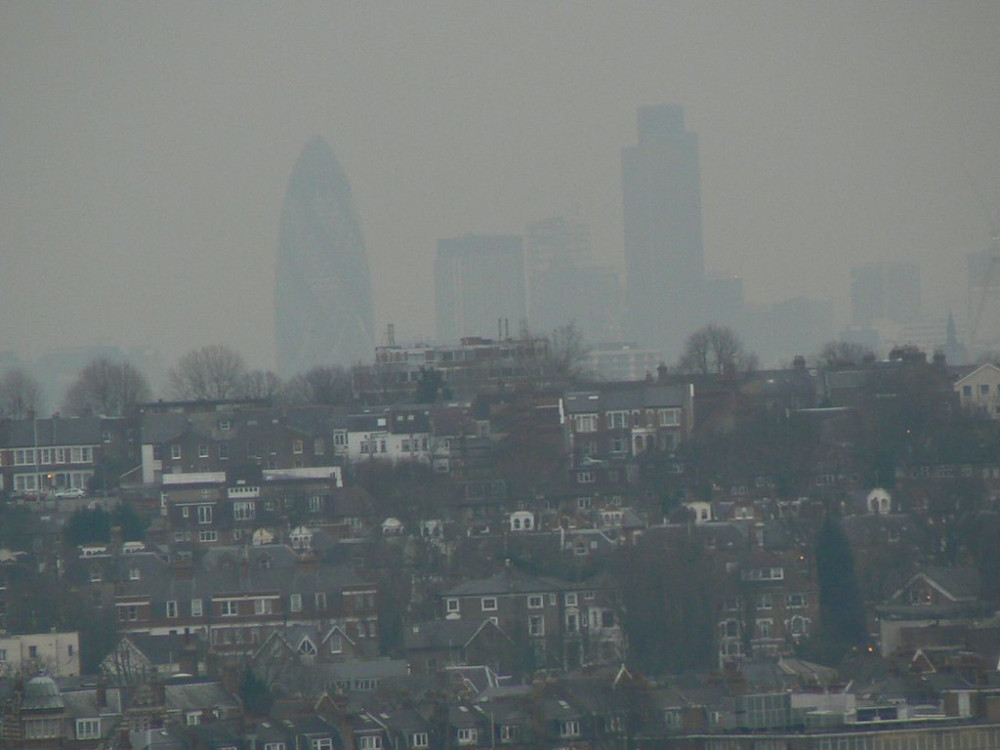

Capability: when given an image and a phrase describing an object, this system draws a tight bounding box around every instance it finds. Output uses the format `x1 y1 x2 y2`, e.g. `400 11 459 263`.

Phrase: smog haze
2 1 998 370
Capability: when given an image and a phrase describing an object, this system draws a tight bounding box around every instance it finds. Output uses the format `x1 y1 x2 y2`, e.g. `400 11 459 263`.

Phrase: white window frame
529 614 545 637
446 598 460 613
221 600 239 617
527 595 543 609
290 593 302 612
191 599 203 617
481 597 498 612
166 600 178 618
197 505 213 524
76 718 101 740
171 445 182 460
457 728 477 745
411 733 429 749
560 720 580 738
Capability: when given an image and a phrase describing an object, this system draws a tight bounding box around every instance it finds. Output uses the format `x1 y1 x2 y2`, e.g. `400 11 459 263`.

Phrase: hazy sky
2 1 998 370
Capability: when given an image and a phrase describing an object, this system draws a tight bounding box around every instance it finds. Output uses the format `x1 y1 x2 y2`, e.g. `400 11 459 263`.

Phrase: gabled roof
405 618 508 651
954 363 1000 386
890 566 981 604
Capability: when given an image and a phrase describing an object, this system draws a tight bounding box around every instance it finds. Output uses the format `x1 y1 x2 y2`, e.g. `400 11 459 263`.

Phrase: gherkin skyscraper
275 136 375 375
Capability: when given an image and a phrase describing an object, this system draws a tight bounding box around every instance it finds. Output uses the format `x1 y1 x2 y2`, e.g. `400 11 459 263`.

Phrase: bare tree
283 365 355 405
62 357 152 416
0 368 45 419
240 369 283 400
677 324 757 377
818 340 876 368
167 344 249 400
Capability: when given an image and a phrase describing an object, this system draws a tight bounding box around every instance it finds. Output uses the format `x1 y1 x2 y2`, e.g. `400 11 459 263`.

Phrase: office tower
275 136 375 374
850 261 922 328
524 216 621 340
968 248 1000 348
434 234 526 344
622 104 706 359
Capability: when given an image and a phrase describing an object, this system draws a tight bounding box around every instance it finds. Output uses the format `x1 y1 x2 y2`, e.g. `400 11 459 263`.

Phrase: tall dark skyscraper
275 136 375 375
434 234 526 344
622 104 706 359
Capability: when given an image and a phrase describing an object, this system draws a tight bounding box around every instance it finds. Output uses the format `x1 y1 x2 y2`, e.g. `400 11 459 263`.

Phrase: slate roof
163 678 239 712
405 619 505 651
1 416 103 447
444 569 573 597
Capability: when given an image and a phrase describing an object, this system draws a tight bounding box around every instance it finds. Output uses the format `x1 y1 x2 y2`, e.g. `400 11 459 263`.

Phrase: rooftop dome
23 674 65 710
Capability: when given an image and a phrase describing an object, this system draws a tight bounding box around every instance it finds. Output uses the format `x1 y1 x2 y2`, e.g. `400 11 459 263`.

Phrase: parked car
54 487 86 499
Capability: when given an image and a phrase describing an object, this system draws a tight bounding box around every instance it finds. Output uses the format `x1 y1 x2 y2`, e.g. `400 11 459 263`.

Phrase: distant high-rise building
849 261 921 327
275 136 375 375
524 216 621 340
622 104 706 359
434 234 526 344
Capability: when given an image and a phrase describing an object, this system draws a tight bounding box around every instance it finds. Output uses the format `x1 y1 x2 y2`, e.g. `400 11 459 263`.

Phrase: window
572 414 597 433
757 619 773 638
786 593 807 608
119 605 138 622
565 592 578 607
755 594 772 610
560 721 580 738
129 566 141 581
566 613 578 632
577 471 595 484
171 445 181 460
528 595 543 609
199 530 218 543
457 728 477 745
500 726 518 743
28 645 38 658
198 444 209 458
0 649 6 662
221 600 239 617
315 592 327 609
607 410 629 428
963 384 973 397
329 634 343 654
264 744 286 750
658 408 681 426
166 600 178 618
233 501 255 521
446 598 459 613
309 495 323 513
293 439 303 454
191 599 203 617
602 610 615 628
76 718 101 740
982 384 991 396
359 736 382 750
219 419 231 431
481 597 497 611
152 445 163 460
255 599 273 615
290 594 302 612
529 615 544 637
197 505 213 524
411 733 429 749
311 739 334 750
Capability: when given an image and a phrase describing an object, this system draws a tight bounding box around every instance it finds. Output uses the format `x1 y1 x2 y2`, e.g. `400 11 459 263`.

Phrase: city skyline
2 3 998 369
